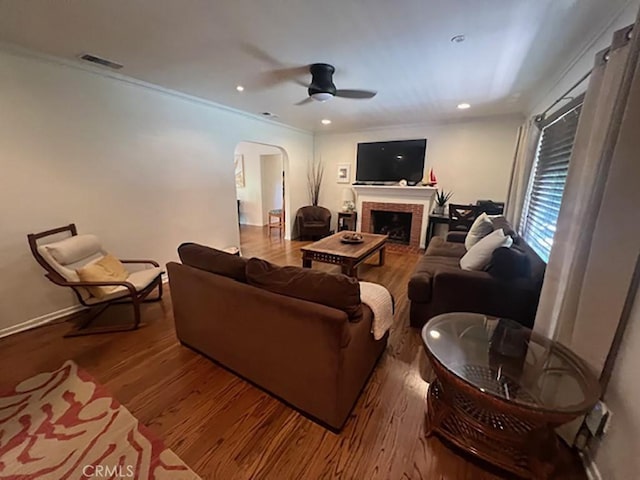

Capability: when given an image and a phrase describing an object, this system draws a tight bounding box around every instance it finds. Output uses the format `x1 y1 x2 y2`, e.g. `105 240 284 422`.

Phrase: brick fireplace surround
361 202 424 253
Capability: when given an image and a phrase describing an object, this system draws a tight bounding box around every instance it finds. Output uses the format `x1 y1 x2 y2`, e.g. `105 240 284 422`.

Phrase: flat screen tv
355 139 427 183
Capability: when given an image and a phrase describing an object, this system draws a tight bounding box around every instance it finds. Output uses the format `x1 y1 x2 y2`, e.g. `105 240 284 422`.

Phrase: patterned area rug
0 361 200 479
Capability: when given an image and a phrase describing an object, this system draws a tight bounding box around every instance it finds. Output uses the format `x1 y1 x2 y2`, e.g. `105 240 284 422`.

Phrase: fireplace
371 210 412 245
361 201 425 252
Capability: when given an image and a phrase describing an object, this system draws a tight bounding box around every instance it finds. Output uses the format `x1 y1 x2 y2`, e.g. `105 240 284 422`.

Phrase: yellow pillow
76 254 129 299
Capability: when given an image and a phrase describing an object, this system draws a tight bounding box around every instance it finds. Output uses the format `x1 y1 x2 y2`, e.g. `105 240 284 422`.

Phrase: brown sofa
408 224 545 329
167 243 387 431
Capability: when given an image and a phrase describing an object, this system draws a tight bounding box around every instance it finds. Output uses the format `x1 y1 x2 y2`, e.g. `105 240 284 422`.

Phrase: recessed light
451 34 466 44
321 119 332 125
457 103 471 110
236 85 245 92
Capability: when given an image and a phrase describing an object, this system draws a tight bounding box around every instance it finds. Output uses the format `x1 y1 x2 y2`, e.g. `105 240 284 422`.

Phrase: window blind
520 102 583 262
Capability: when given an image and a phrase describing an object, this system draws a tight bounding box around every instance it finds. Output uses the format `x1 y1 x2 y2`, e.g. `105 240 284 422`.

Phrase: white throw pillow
460 228 513 271
464 213 494 250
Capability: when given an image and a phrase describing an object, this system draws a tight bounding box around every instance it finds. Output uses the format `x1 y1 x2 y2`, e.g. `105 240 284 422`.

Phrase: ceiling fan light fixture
310 92 333 102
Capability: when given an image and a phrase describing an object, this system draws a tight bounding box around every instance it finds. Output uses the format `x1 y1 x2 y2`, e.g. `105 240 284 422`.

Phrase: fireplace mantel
352 185 436 249
352 185 437 199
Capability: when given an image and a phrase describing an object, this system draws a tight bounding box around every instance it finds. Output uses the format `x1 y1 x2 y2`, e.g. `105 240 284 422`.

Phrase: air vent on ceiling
260 112 279 118
79 53 123 70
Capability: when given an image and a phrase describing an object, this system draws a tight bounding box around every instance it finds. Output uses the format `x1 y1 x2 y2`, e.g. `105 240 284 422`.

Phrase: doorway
234 141 286 238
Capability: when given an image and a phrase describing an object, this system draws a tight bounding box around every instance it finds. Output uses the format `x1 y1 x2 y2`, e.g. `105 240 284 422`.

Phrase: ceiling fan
296 63 377 105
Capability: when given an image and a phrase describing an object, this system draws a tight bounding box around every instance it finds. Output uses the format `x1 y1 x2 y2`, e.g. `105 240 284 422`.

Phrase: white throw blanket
359 281 394 340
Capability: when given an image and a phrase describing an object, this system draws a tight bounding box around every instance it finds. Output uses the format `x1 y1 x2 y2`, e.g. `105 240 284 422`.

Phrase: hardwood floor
0 226 585 480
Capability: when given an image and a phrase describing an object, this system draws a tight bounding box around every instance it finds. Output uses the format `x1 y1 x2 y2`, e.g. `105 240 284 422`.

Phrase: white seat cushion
84 267 162 304
460 229 513 271
464 213 494 250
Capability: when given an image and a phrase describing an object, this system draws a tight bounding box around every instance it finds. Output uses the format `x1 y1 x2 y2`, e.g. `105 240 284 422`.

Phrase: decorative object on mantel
341 187 355 212
340 232 364 244
307 157 324 206
337 163 351 184
423 167 438 186
234 153 245 188
433 189 453 215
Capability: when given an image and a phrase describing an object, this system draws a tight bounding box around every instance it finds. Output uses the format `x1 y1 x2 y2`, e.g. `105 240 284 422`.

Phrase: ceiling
0 0 633 132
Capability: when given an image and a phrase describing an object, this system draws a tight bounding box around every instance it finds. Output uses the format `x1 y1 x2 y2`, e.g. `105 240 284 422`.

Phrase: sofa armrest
446 231 467 243
408 273 434 303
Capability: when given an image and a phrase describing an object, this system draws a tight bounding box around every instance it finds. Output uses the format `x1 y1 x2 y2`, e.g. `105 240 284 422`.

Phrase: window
520 99 583 262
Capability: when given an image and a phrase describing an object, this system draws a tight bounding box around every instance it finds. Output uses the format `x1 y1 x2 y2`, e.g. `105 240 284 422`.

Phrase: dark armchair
296 206 332 240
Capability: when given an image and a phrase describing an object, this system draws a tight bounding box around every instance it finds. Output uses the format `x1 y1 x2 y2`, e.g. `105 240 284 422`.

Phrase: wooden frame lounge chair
28 224 163 337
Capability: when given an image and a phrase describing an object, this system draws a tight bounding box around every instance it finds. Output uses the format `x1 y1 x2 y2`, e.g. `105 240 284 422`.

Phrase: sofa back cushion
515 239 547 286
178 242 248 282
246 258 362 320
490 216 519 242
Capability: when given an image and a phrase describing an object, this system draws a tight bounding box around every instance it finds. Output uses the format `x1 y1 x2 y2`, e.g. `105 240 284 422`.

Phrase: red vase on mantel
423 168 437 186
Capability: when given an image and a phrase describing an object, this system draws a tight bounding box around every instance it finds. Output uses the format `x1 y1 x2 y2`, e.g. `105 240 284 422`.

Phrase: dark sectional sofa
408 224 546 329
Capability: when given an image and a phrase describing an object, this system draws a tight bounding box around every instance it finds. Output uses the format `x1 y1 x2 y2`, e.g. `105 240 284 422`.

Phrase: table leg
527 427 559 480
426 220 433 245
341 263 357 278
425 381 449 438
379 246 386 266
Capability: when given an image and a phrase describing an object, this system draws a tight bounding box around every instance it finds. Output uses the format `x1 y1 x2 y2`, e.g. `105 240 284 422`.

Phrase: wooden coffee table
421 313 601 479
301 232 388 277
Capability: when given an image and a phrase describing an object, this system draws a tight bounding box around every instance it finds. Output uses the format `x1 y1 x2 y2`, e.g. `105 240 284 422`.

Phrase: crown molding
0 41 312 136
527 0 636 114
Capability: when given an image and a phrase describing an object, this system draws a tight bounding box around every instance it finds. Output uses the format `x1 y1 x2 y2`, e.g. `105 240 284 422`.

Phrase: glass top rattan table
421 313 601 479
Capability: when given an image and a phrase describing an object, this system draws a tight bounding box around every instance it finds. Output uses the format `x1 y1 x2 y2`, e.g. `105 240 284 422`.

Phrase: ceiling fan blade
295 97 314 106
248 67 309 90
241 43 309 89
335 89 377 99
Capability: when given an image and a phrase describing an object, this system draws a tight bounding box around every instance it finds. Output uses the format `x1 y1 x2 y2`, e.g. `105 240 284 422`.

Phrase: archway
233 141 290 240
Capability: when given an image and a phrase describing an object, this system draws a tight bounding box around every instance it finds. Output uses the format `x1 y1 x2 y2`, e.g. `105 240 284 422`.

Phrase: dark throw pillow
246 257 362 320
487 246 531 280
490 216 519 243
177 242 247 282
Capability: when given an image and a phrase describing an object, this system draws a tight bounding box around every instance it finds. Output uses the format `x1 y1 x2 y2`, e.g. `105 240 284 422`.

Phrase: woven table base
426 379 558 479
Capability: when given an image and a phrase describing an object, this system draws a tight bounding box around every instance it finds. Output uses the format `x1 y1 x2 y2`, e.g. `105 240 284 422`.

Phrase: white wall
0 47 312 334
593 282 640 480
528 1 639 116
234 143 281 226
260 154 283 225
314 115 523 230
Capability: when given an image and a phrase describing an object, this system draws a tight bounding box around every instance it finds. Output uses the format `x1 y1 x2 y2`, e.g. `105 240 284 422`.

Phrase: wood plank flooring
0 226 586 479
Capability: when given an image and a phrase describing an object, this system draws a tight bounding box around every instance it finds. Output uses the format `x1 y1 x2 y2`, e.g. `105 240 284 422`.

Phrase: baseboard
0 275 169 339
0 304 87 339
580 451 603 480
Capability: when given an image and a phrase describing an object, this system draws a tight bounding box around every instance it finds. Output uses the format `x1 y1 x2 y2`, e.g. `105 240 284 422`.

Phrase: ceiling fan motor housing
308 63 337 99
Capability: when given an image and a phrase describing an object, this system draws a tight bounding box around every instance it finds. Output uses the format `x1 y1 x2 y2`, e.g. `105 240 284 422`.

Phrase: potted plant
307 157 324 206
433 189 453 215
